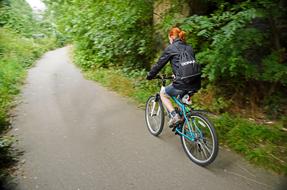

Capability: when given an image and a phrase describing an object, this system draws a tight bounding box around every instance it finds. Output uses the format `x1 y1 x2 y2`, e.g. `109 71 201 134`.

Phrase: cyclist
146 27 201 126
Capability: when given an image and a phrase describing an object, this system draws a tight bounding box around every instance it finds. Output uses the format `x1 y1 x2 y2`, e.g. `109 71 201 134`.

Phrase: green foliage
167 2 287 85
47 0 154 69
0 27 56 130
0 0 58 127
0 28 28 127
0 0 39 37
0 0 60 45
157 0 287 118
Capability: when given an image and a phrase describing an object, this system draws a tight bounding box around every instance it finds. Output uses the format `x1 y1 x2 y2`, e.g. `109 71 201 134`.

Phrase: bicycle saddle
179 90 196 99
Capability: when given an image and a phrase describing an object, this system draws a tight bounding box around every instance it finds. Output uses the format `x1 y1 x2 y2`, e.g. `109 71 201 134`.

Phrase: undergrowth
0 28 56 129
80 65 287 175
84 67 157 107
0 27 57 187
214 113 287 174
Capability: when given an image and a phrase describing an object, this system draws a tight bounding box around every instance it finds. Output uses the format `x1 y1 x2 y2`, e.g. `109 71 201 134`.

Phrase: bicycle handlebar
152 75 174 87
153 75 174 80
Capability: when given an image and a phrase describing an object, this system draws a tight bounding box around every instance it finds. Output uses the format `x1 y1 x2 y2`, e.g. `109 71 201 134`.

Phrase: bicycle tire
145 95 165 136
181 112 218 166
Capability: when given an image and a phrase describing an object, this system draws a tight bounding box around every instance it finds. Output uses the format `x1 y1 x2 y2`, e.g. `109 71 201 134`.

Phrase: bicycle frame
152 75 203 142
153 92 201 142
171 96 199 142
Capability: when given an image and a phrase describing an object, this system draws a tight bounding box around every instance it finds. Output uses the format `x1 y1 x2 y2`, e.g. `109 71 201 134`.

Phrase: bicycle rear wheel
181 112 218 166
145 95 164 136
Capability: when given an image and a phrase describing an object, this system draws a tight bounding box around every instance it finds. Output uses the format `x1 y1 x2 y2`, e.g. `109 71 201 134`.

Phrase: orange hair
169 27 186 42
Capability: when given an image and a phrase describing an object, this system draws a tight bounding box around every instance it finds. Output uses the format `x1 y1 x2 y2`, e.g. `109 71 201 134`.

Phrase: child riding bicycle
146 27 201 126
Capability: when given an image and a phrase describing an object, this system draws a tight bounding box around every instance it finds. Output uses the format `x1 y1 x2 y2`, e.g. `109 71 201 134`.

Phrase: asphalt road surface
11 47 286 190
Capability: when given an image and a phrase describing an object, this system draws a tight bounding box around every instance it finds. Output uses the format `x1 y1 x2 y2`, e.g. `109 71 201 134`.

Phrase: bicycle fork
150 93 162 117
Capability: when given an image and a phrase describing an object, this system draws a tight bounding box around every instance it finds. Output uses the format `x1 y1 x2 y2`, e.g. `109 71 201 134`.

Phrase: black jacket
148 39 201 91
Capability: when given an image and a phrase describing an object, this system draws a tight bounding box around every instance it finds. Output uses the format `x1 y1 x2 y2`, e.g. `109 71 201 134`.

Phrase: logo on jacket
181 60 196 66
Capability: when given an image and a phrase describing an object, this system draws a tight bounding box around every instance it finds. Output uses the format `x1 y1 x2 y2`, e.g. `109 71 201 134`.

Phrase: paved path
12 47 286 190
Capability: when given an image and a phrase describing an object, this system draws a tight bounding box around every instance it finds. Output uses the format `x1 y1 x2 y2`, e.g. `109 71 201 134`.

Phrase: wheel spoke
145 96 165 136
198 142 208 159
201 139 212 154
181 113 218 166
151 115 159 130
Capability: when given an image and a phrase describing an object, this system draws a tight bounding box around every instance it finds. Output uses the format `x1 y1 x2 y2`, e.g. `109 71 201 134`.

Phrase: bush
47 0 154 70
157 0 287 118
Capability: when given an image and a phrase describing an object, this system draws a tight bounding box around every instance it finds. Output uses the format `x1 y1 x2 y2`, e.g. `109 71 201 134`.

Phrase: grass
0 28 57 127
84 67 158 107
213 113 287 174
79 65 287 175
0 27 58 187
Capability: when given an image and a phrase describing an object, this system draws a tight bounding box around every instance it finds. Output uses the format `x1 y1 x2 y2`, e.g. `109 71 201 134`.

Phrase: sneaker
168 114 181 128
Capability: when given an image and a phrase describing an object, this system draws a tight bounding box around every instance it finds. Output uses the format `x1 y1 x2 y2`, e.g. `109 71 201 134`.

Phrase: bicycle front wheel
145 95 164 136
181 112 218 166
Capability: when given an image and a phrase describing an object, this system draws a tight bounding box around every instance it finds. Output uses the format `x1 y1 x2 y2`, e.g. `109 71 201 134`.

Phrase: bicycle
145 75 218 166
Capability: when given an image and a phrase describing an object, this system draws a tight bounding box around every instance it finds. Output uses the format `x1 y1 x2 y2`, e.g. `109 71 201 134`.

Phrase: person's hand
146 74 153 80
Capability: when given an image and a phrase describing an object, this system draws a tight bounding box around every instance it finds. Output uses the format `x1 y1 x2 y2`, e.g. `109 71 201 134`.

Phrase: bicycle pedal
172 126 176 131
172 125 182 132
169 124 175 128
169 122 179 129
